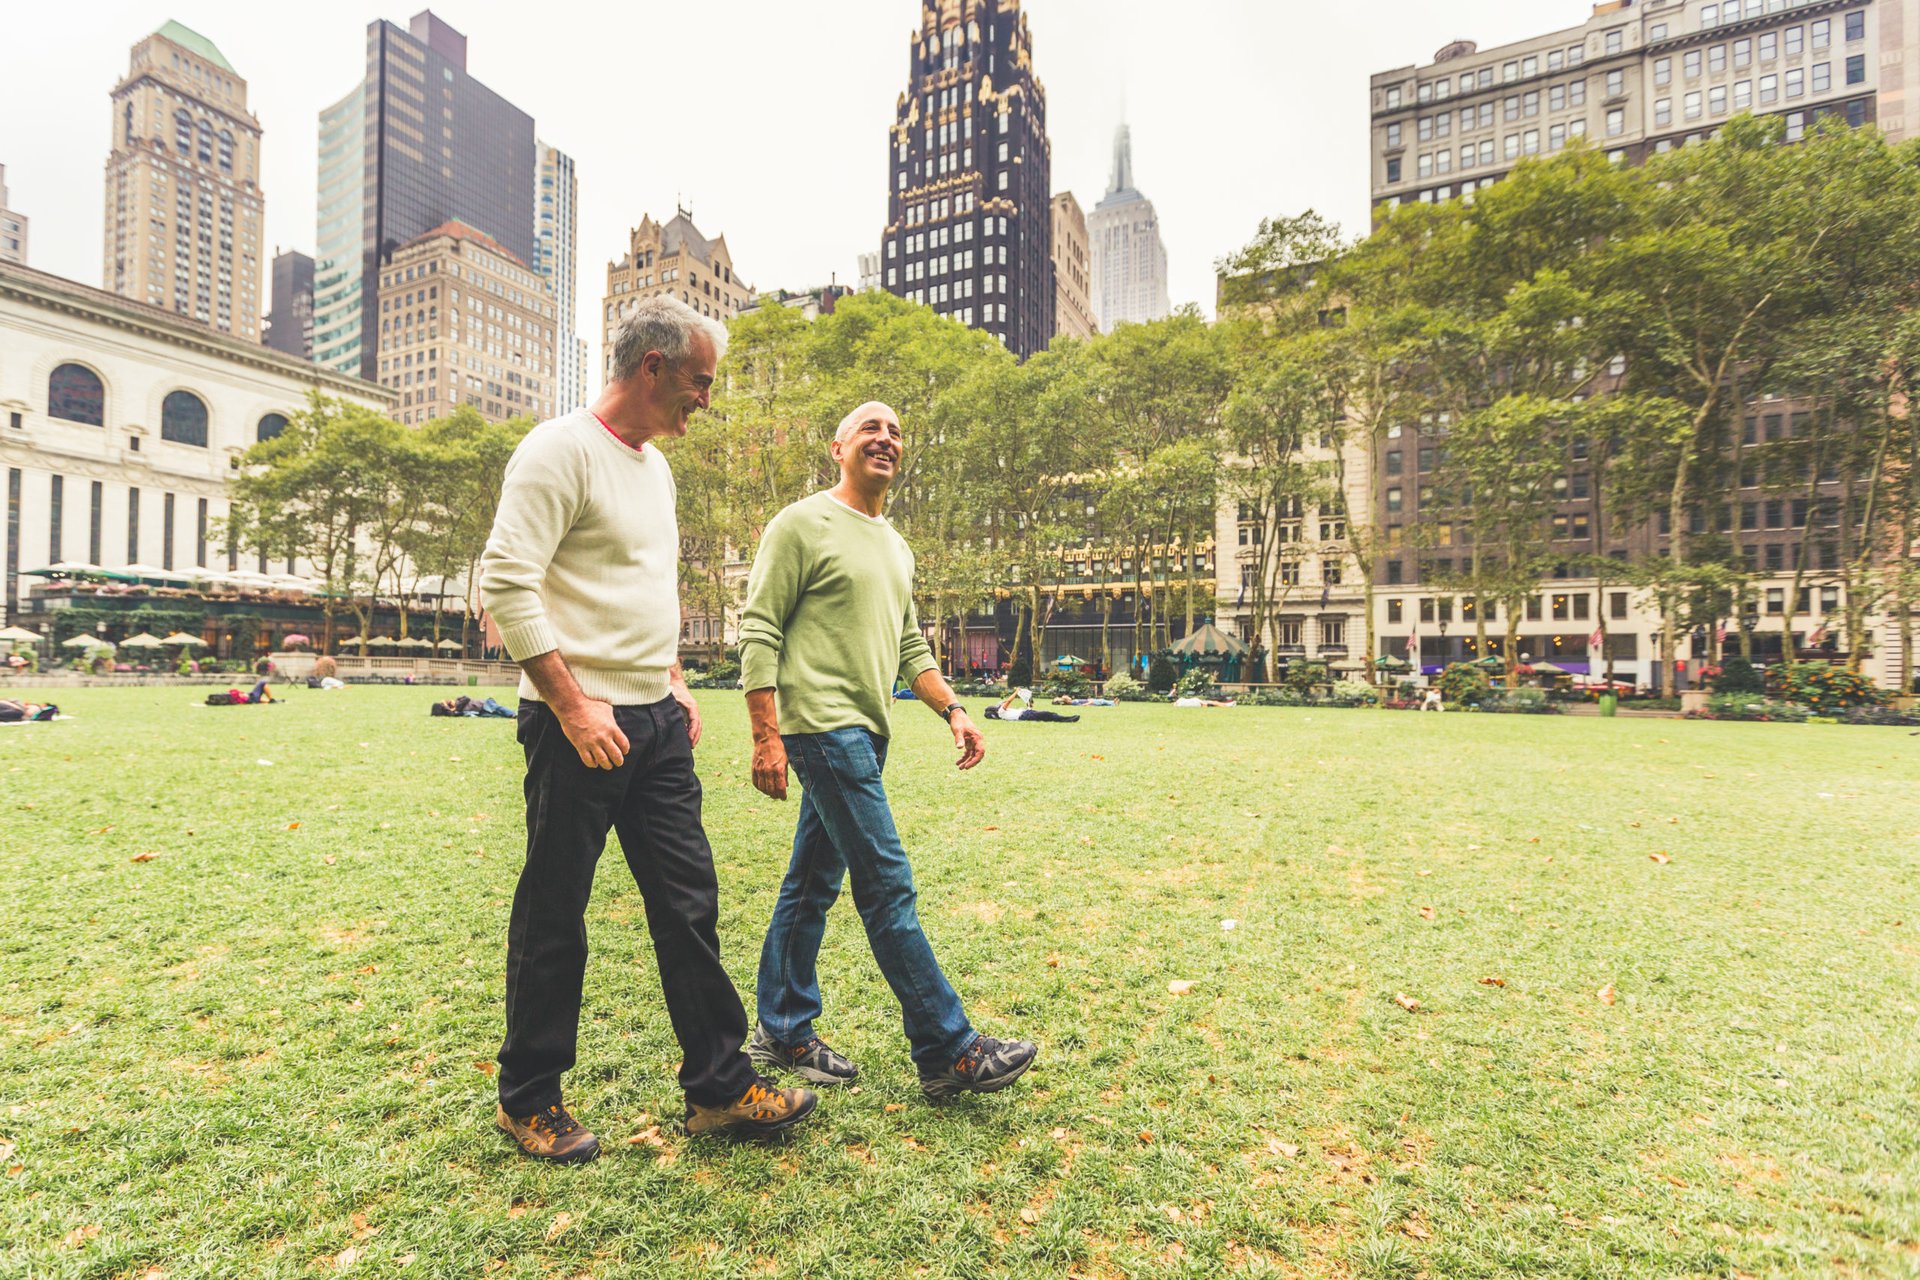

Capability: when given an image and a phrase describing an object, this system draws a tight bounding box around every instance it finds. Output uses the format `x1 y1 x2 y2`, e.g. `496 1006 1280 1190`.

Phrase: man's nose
696 387 711 409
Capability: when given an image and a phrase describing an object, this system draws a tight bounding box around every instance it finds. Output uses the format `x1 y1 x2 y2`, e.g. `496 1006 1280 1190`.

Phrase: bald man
738 401 1038 1101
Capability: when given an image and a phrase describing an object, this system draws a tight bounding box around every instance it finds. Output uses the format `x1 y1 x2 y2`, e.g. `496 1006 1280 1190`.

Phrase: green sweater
739 491 938 737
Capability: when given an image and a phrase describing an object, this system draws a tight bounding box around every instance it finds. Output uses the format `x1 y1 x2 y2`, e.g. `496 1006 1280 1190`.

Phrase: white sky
3 0 1598 347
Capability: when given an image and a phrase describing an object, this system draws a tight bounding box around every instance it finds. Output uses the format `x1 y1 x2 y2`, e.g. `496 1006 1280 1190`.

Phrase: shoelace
531 1104 579 1137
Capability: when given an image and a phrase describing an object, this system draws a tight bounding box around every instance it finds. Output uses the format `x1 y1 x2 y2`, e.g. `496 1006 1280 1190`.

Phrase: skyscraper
534 141 585 412
263 248 313 360
1049 191 1094 340
0 165 26 265
103 21 264 339
881 0 1055 357
1087 123 1170 333
312 11 536 382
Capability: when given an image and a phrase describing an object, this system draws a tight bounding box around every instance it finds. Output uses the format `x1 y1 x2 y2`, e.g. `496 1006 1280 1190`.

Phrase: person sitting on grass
985 688 1079 723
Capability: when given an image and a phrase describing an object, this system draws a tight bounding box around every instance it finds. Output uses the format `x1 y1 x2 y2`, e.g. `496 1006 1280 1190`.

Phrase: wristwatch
940 702 968 722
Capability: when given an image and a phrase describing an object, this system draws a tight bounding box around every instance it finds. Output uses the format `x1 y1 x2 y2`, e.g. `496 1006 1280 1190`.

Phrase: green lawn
2 687 1917 1279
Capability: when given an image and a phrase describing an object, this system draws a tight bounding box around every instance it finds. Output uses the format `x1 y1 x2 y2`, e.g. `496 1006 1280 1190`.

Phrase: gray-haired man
480 296 815 1159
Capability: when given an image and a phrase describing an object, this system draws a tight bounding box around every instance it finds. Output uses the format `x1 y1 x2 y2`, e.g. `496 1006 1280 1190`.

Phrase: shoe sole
920 1049 1038 1100
495 1116 600 1164
748 1044 859 1087
683 1089 819 1138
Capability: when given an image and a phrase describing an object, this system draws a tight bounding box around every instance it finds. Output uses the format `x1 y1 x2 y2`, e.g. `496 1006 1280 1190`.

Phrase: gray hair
608 295 729 382
835 400 899 444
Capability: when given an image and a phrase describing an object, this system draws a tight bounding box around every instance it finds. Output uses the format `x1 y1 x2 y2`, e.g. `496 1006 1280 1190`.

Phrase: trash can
1598 692 1618 717
468 674 479 687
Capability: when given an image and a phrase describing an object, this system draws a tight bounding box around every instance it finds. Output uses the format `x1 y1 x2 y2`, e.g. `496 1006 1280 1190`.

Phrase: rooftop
153 20 236 74
401 219 530 270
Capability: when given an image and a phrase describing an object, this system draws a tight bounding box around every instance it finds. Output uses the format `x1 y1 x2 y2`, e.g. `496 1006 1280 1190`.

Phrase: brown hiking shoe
683 1077 818 1137
496 1102 600 1163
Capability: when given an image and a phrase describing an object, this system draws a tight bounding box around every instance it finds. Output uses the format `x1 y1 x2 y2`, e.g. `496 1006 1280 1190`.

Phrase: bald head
836 400 899 444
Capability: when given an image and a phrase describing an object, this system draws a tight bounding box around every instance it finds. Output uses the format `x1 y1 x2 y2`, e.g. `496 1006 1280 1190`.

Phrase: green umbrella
1169 623 1247 659
1473 654 1505 669
120 632 166 648
25 562 139 583
1054 654 1089 667
1374 654 1411 670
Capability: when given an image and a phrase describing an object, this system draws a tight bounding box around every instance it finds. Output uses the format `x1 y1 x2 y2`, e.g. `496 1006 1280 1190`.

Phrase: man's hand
669 676 702 747
559 699 629 769
950 710 985 770
751 734 789 800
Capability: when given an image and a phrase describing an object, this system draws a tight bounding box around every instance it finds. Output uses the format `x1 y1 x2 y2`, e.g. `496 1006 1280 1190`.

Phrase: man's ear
641 350 665 380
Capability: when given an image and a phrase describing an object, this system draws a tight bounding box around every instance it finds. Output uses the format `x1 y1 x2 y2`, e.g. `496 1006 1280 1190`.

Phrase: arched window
48 364 105 426
174 109 192 153
161 391 208 447
196 120 213 164
256 413 289 442
217 129 234 173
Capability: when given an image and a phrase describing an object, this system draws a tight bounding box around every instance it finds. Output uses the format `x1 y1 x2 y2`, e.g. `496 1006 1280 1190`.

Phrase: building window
256 413 289 442
48 363 105 426
1605 30 1622 54
1847 54 1866 85
1846 10 1865 42
1607 108 1625 137
162 492 176 570
89 480 103 565
161 391 208 447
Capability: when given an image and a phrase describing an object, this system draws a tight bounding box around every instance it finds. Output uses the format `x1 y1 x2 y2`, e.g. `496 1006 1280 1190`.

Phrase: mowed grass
2 687 1919 1279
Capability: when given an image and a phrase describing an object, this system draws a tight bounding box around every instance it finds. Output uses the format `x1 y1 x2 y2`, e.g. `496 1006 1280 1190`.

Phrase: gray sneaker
748 1023 860 1086
919 1034 1038 1099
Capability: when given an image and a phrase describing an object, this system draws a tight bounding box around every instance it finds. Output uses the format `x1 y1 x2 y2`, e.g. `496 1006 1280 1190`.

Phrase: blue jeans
756 727 975 1071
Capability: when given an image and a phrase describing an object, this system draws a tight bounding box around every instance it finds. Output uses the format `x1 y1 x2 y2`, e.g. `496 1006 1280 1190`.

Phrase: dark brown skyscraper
881 0 1054 358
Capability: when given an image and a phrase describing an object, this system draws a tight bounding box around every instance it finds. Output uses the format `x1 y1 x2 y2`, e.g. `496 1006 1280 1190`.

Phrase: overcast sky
3 0 1597 347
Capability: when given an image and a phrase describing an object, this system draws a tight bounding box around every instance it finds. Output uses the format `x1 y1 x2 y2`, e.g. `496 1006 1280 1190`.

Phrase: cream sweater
478 409 680 705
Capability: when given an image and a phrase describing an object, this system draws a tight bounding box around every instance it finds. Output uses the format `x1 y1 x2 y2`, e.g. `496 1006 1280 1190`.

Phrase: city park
7 123 1920 1277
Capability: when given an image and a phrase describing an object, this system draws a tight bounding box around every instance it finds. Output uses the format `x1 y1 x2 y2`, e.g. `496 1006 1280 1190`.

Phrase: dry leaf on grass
1167 980 1196 996
323 855 337 866
1019 1207 1039 1224
473 1061 496 1076
1649 852 1671 864
1598 984 1617 1006
1266 1138 1300 1158
1393 992 1421 1013
335 1246 360 1271
981 825 999 832
130 852 159 862
545 1212 572 1241
1138 1130 1154 1144
1478 976 1506 987
1418 906 1436 920
884 1103 904 1113
59 1224 100 1248
287 822 300 831
627 1125 666 1147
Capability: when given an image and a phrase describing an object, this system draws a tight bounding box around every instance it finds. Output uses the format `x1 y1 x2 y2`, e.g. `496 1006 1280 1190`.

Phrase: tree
224 393 391 651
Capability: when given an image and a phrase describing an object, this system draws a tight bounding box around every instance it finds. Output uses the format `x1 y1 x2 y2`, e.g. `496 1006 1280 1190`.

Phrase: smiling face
831 402 905 489
641 330 718 439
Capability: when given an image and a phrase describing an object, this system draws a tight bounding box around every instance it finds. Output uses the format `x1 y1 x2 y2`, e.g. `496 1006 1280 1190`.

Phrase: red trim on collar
592 412 646 454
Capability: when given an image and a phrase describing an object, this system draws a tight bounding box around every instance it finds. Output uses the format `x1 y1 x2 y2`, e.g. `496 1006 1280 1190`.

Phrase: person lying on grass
0 699 59 722
984 688 1079 723
739 399 1038 1102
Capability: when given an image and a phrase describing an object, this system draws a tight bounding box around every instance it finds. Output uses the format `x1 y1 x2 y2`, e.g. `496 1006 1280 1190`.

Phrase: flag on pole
1807 618 1828 646
1715 620 1727 645
1588 626 1604 650
1405 628 1418 657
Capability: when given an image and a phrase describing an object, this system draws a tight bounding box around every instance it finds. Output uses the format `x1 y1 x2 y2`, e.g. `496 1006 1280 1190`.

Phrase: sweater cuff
500 616 559 662
740 641 780 692
900 652 938 685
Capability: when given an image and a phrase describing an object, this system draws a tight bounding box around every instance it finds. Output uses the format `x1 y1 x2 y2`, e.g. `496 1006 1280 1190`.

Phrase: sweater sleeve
897 555 938 687
738 512 805 693
478 429 586 662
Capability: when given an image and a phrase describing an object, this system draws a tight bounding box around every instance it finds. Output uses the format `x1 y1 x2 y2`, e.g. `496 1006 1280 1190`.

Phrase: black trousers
497 696 757 1112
